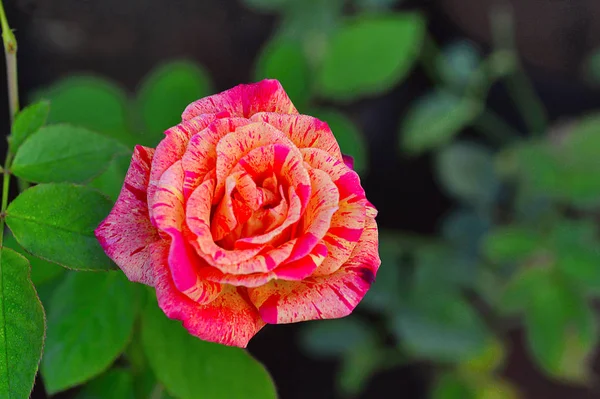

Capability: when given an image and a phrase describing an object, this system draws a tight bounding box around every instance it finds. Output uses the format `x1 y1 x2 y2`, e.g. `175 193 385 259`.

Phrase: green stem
504 71 548 135
0 0 18 247
0 0 17 122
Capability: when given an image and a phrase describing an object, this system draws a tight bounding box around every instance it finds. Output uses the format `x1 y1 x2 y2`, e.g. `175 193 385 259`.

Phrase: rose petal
214 122 310 206
182 79 297 120
232 185 301 248
187 177 300 276
95 145 159 285
187 178 267 267
211 172 243 242
250 113 343 161
248 217 380 324
152 242 264 347
152 161 222 303
280 168 339 263
274 243 328 281
302 149 367 275
148 114 218 222
342 154 354 169
197 242 328 288
181 117 250 198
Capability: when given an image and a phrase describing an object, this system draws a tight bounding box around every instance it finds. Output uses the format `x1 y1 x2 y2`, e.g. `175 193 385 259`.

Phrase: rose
95 79 380 347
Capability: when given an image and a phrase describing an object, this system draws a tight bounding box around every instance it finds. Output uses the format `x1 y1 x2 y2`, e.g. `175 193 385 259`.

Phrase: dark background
2 0 600 398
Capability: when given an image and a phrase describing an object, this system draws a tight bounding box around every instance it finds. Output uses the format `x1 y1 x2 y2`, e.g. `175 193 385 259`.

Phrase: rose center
211 171 288 250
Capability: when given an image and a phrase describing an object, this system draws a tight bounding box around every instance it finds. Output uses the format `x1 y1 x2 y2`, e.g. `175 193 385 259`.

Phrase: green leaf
524 276 597 382
127 344 161 399
550 220 600 293
511 128 600 205
278 0 343 65
35 76 137 147
441 209 490 265
483 226 543 263
74 368 135 399
141 298 277 399
255 38 311 108
560 117 600 204
10 101 50 151
88 152 132 201
400 91 482 154
437 41 481 90
435 142 498 206
412 244 475 291
475 380 520 399
431 373 474 399
6 183 115 271
336 342 382 397
34 275 65 315
299 318 374 359
318 13 425 100
393 290 488 362
137 60 211 142
41 271 137 394
497 267 549 315
510 142 560 194
3 231 64 286
309 108 368 174
459 338 506 374
0 248 45 399
12 124 127 184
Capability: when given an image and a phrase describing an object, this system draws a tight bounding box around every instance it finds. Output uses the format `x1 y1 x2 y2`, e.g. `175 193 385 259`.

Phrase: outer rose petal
342 154 354 169
250 113 343 161
95 146 159 285
182 79 298 120
248 217 380 324
151 242 265 347
302 149 367 275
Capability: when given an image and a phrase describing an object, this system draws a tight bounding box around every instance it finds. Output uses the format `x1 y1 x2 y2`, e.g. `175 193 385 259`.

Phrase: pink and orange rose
95 79 380 347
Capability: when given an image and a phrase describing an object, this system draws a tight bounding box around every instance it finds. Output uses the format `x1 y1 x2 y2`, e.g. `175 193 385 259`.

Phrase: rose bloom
96 80 380 347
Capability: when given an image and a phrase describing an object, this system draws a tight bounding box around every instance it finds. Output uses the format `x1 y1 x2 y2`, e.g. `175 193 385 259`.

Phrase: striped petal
95 146 159 285
181 117 250 198
148 114 217 221
343 154 354 169
152 242 264 347
274 243 328 281
251 113 343 161
186 178 267 268
302 148 367 275
214 122 309 205
248 217 380 324
280 168 339 264
231 141 310 225
182 79 297 120
152 161 221 303
196 242 328 288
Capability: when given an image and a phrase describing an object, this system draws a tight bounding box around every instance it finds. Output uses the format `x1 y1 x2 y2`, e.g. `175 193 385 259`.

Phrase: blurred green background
4 0 600 398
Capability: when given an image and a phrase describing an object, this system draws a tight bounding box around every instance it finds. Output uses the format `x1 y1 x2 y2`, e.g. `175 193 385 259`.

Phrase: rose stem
0 0 18 247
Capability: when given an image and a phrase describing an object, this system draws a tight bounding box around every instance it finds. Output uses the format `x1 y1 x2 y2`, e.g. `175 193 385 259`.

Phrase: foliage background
2 0 600 398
